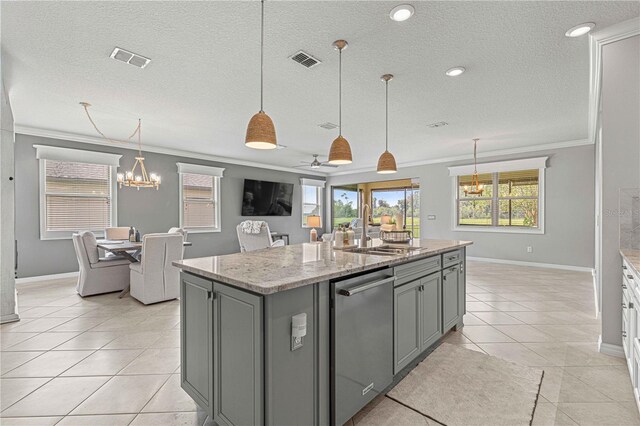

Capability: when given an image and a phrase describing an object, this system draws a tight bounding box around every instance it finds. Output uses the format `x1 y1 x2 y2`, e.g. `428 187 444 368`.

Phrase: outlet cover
527 246 533 253
427 215 436 220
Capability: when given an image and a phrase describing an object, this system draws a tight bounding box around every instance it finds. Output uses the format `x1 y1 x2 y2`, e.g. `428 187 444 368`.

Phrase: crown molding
588 17 640 145
14 125 328 177
327 138 591 177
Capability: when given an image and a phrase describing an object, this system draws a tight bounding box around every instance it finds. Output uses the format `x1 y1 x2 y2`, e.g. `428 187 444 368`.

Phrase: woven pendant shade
377 150 397 173
245 111 277 149
328 135 352 164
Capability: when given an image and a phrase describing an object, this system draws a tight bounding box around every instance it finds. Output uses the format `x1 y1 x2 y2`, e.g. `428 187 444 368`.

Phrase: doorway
331 179 420 237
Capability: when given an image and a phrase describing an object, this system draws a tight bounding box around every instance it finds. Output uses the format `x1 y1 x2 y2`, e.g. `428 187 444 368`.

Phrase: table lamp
307 215 321 242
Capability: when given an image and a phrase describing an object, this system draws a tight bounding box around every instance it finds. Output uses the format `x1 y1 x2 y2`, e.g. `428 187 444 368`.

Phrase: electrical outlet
291 336 303 351
527 246 533 253
427 215 436 220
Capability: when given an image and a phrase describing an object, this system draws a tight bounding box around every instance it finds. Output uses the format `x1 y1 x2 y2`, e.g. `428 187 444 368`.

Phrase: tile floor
1 261 638 426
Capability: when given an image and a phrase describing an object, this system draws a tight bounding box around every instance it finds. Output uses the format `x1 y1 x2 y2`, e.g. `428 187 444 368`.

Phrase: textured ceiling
2 1 638 174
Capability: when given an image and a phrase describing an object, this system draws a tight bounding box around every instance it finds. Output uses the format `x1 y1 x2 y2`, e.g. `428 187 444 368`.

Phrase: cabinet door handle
338 276 395 297
622 302 627 309
207 291 214 301
628 275 634 280
623 284 628 289
630 302 634 309
623 265 628 270
623 331 627 338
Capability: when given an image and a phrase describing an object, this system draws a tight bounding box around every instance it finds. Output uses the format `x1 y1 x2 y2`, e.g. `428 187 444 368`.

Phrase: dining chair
72 231 130 297
105 227 130 240
168 227 188 256
129 233 183 305
236 222 285 253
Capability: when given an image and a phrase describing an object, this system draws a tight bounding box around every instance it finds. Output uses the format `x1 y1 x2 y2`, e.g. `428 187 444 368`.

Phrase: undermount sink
343 245 421 256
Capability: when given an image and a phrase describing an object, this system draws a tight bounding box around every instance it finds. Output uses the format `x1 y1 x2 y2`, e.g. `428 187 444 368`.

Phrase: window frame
451 160 546 235
37 148 120 241
177 163 224 234
300 178 325 228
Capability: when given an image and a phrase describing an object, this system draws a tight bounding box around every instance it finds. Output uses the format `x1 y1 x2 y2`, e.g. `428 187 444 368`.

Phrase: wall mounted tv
241 179 294 216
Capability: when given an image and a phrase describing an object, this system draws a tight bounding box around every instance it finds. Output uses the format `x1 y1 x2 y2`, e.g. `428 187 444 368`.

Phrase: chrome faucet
360 204 371 248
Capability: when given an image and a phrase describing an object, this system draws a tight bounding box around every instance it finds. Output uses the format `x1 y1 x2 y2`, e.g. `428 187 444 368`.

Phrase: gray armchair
72 231 130 297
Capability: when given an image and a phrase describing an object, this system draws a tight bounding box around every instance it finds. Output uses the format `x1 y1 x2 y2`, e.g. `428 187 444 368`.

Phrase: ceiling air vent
318 122 338 130
110 47 151 69
290 51 322 69
427 121 448 128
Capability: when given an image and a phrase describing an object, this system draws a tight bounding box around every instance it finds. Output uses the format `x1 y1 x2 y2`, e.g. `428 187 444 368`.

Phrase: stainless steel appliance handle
338 276 395 297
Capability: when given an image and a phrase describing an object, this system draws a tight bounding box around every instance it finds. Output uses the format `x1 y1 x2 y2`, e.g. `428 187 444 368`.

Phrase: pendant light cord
338 46 342 136
136 119 142 156
385 80 389 151
260 0 265 112
473 138 479 174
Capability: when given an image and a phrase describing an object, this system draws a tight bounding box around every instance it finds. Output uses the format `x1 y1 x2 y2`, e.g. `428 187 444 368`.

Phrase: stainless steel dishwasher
331 268 394 425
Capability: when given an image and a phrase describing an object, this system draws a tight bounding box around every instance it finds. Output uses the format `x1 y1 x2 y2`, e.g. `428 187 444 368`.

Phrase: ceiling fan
295 154 338 169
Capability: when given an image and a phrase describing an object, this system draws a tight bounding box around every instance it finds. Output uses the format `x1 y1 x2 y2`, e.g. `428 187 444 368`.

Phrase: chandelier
80 102 160 190
464 138 484 196
116 119 161 190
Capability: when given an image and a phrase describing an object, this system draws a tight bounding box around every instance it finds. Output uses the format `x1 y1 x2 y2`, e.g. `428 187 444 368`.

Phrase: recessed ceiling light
565 22 595 37
389 4 415 22
445 66 465 77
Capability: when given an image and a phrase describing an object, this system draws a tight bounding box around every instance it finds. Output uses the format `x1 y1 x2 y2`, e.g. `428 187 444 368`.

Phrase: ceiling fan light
328 135 352 165
245 111 277 149
377 150 397 174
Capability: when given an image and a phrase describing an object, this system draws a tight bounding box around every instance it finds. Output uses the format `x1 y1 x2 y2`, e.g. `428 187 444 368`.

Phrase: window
301 178 325 227
332 185 359 228
450 157 546 233
177 163 224 233
36 145 121 240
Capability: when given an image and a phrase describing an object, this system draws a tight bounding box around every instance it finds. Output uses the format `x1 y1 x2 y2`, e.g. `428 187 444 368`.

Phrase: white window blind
178 163 223 233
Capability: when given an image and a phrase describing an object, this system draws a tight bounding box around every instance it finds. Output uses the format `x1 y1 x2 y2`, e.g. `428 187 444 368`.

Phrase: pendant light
245 0 277 149
116 119 161 190
328 40 353 165
463 138 484 196
377 74 397 174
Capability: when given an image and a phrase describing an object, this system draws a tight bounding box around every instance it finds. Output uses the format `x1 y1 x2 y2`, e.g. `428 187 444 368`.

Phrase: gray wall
600 35 640 347
15 134 324 278
327 144 596 269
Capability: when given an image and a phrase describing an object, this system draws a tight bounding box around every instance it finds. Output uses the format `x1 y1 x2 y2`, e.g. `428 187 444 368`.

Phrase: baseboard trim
0 313 20 324
467 257 595 273
16 271 79 286
598 335 625 358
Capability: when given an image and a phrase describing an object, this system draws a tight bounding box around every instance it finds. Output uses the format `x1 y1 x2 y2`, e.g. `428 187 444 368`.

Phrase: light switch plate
427 215 436 220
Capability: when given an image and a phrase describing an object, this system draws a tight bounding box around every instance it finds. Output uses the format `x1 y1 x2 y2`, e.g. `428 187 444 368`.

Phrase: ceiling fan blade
320 163 339 168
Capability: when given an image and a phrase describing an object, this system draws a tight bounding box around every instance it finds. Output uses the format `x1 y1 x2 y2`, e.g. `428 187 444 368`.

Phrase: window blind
182 173 217 229
44 160 112 232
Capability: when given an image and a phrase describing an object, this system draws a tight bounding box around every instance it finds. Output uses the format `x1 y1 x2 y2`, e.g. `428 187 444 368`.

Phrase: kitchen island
173 238 472 426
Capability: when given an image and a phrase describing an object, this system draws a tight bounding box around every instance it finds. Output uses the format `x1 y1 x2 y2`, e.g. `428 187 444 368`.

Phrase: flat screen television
241 179 294 216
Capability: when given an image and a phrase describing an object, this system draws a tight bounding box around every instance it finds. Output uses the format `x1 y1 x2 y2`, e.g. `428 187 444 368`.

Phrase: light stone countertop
621 249 640 277
173 238 473 295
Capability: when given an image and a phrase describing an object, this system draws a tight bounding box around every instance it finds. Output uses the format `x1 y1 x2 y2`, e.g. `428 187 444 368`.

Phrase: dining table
96 239 193 297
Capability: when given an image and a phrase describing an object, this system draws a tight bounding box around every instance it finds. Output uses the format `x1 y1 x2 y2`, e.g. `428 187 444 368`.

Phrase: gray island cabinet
174 239 471 426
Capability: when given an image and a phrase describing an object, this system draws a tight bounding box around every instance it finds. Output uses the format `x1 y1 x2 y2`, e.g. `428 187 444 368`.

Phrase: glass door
332 185 359 228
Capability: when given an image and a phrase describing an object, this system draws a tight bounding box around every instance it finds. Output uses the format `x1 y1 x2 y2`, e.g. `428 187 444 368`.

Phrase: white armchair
72 231 130 297
168 227 188 256
130 233 183 305
236 223 285 253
